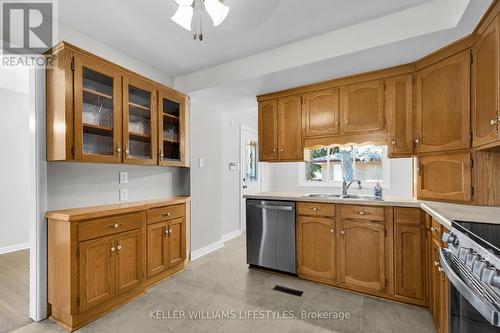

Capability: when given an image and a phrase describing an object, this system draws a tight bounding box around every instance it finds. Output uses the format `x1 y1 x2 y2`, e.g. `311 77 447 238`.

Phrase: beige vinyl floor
13 235 435 333
0 249 31 333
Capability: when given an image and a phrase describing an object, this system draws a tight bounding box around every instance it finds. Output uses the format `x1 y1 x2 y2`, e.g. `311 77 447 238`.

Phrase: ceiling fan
171 0 230 41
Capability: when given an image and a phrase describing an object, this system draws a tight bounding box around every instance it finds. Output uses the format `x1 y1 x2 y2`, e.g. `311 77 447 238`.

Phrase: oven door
440 248 500 332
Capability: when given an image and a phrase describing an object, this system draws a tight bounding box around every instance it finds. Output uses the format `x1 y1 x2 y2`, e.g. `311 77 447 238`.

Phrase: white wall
47 163 189 210
269 158 414 198
220 109 258 236
0 87 31 251
189 99 223 252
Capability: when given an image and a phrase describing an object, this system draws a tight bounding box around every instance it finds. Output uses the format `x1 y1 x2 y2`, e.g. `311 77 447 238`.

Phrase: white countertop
244 192 500 230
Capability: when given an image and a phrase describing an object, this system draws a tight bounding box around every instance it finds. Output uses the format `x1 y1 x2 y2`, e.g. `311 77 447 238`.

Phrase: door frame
239 125 263 232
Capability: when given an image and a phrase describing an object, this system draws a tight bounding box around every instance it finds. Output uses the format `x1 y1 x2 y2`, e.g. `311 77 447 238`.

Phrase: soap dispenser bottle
374 182 383 199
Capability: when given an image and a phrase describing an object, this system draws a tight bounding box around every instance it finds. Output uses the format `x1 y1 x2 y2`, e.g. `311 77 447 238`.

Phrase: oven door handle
440 248 500 327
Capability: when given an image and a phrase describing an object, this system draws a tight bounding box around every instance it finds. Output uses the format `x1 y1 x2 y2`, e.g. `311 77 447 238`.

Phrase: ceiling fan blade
171 5 194 31
204 0 230 27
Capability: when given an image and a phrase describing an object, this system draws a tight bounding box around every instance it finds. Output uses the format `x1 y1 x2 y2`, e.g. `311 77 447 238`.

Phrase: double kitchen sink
302 193 382 201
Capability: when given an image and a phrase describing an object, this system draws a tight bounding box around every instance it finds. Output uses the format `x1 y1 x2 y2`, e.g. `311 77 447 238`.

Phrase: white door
240 126 262 231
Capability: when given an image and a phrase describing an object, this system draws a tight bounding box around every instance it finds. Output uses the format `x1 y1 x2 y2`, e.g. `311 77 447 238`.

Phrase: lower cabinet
297 216 336 283
47 200 189 331
338 219 386 293
393 207 426 304
147 217 186 278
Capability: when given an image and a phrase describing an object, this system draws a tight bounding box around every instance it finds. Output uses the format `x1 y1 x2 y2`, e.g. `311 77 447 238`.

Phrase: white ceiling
58 0 431 77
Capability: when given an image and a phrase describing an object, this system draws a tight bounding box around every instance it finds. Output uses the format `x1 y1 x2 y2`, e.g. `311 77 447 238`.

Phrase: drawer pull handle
358 211 366 216
162 212 173 217
311 207 320 212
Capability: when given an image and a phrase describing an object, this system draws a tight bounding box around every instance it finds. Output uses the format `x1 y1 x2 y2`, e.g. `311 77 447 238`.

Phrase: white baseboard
190 240 224 261
221 229 242 242
0 242 30 255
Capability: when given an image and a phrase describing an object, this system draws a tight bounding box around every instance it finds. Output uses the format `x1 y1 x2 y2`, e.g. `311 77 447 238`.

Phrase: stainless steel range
440 221 500 332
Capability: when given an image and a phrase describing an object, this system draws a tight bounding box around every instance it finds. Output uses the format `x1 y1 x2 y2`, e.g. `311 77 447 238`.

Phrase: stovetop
453 221 500 257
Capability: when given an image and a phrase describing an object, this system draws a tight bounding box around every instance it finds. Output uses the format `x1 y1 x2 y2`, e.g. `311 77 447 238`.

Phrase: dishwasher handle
248 203 294 211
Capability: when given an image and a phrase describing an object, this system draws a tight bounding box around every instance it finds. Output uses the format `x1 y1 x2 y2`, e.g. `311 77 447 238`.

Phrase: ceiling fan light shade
204 0 230 26
173 0 194 6
171 5 193 31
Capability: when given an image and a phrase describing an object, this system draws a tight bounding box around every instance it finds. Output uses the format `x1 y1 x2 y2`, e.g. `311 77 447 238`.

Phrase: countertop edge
45 196 191 222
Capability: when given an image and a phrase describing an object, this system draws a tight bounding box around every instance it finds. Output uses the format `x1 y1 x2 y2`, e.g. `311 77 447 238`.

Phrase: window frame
298 145 392 189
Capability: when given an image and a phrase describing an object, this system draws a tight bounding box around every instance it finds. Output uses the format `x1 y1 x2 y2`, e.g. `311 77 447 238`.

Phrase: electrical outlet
119 189 128 202
119 171 128 184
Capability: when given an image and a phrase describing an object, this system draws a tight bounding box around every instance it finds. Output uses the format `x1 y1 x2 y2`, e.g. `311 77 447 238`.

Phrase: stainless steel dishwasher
246 199 296 274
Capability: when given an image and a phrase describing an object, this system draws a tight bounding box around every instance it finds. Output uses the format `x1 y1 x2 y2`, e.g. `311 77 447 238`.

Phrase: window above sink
299 144 391 189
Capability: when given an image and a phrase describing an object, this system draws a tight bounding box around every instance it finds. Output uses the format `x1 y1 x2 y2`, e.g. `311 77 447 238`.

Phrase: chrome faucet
342 179 362 196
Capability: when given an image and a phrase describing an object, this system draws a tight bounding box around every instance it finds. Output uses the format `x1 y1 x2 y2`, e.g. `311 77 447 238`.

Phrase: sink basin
302 193 342 198
341 194 382 200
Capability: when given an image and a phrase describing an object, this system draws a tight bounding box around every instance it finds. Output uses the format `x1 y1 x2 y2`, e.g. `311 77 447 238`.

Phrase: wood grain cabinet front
416 152 472 202
473 15 500 149
303 88 340 138
340 79 385 134
415 50 471 153
297 216 336 283
258 99 279 161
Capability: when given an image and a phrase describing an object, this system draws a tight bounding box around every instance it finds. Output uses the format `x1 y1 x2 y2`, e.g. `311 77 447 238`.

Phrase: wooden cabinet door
258 100 278 161
297 216 335 282
147 222 168 278
278 96 303 160
415 51 471 153
167 218 186 268
115 229 143 295
339 219 386 292
473 16 500 148
386 74 414 157
122 76 158 165
73 55 122 163
340 80 385 134
158 89 187 167
303 88 339 138
79 235 115 311
394 224 425 301
417 152 471 202
430 238 442 331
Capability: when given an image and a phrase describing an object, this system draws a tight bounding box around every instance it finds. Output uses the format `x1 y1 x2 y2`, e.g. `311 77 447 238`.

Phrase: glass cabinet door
74 56 122 162
158 90 185 166
123 77 157 165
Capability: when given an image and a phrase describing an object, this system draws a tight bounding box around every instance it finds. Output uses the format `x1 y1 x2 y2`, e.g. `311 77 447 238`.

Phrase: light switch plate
119 171 128 184
119 189 128 202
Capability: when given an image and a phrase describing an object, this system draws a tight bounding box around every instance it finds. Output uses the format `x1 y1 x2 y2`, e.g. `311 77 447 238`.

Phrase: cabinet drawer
147 204 185 224
395 207 421 225
78 212 144 241
340 205 384 221
297 202 335 217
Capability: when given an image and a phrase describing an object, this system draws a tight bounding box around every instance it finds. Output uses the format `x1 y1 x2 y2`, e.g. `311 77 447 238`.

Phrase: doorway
240 126 262 232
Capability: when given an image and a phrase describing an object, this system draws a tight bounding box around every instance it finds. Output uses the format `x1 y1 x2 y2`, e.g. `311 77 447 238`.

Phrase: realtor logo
1 0 56 55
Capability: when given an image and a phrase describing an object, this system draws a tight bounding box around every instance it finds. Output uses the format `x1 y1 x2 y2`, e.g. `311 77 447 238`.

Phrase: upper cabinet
386 74 414 158
123 77 157 165
258 97 303 162
73 55 122 163
415 50 471 154
473 15 500 149
303 88 339 138
258 99 278 161
340 79 385 134
46 42 189 167
158 89 188 167
277 96 303 161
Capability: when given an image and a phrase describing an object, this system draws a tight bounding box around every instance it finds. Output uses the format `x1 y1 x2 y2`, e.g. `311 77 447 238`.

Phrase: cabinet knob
111 246 116 252
311 207 319 212
491 119 498 126
113 223 119 229
330 228 334 233
358 211 366 216
414 138 420 144
162 212 173 217
345 120 349 124
434 260 439 266
159 151 164 160
431 226 438 232
340 230 345 239
391 138 396 145
438 267 444 272
273 148 277 152
117 245 122 251
280 148 284 152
